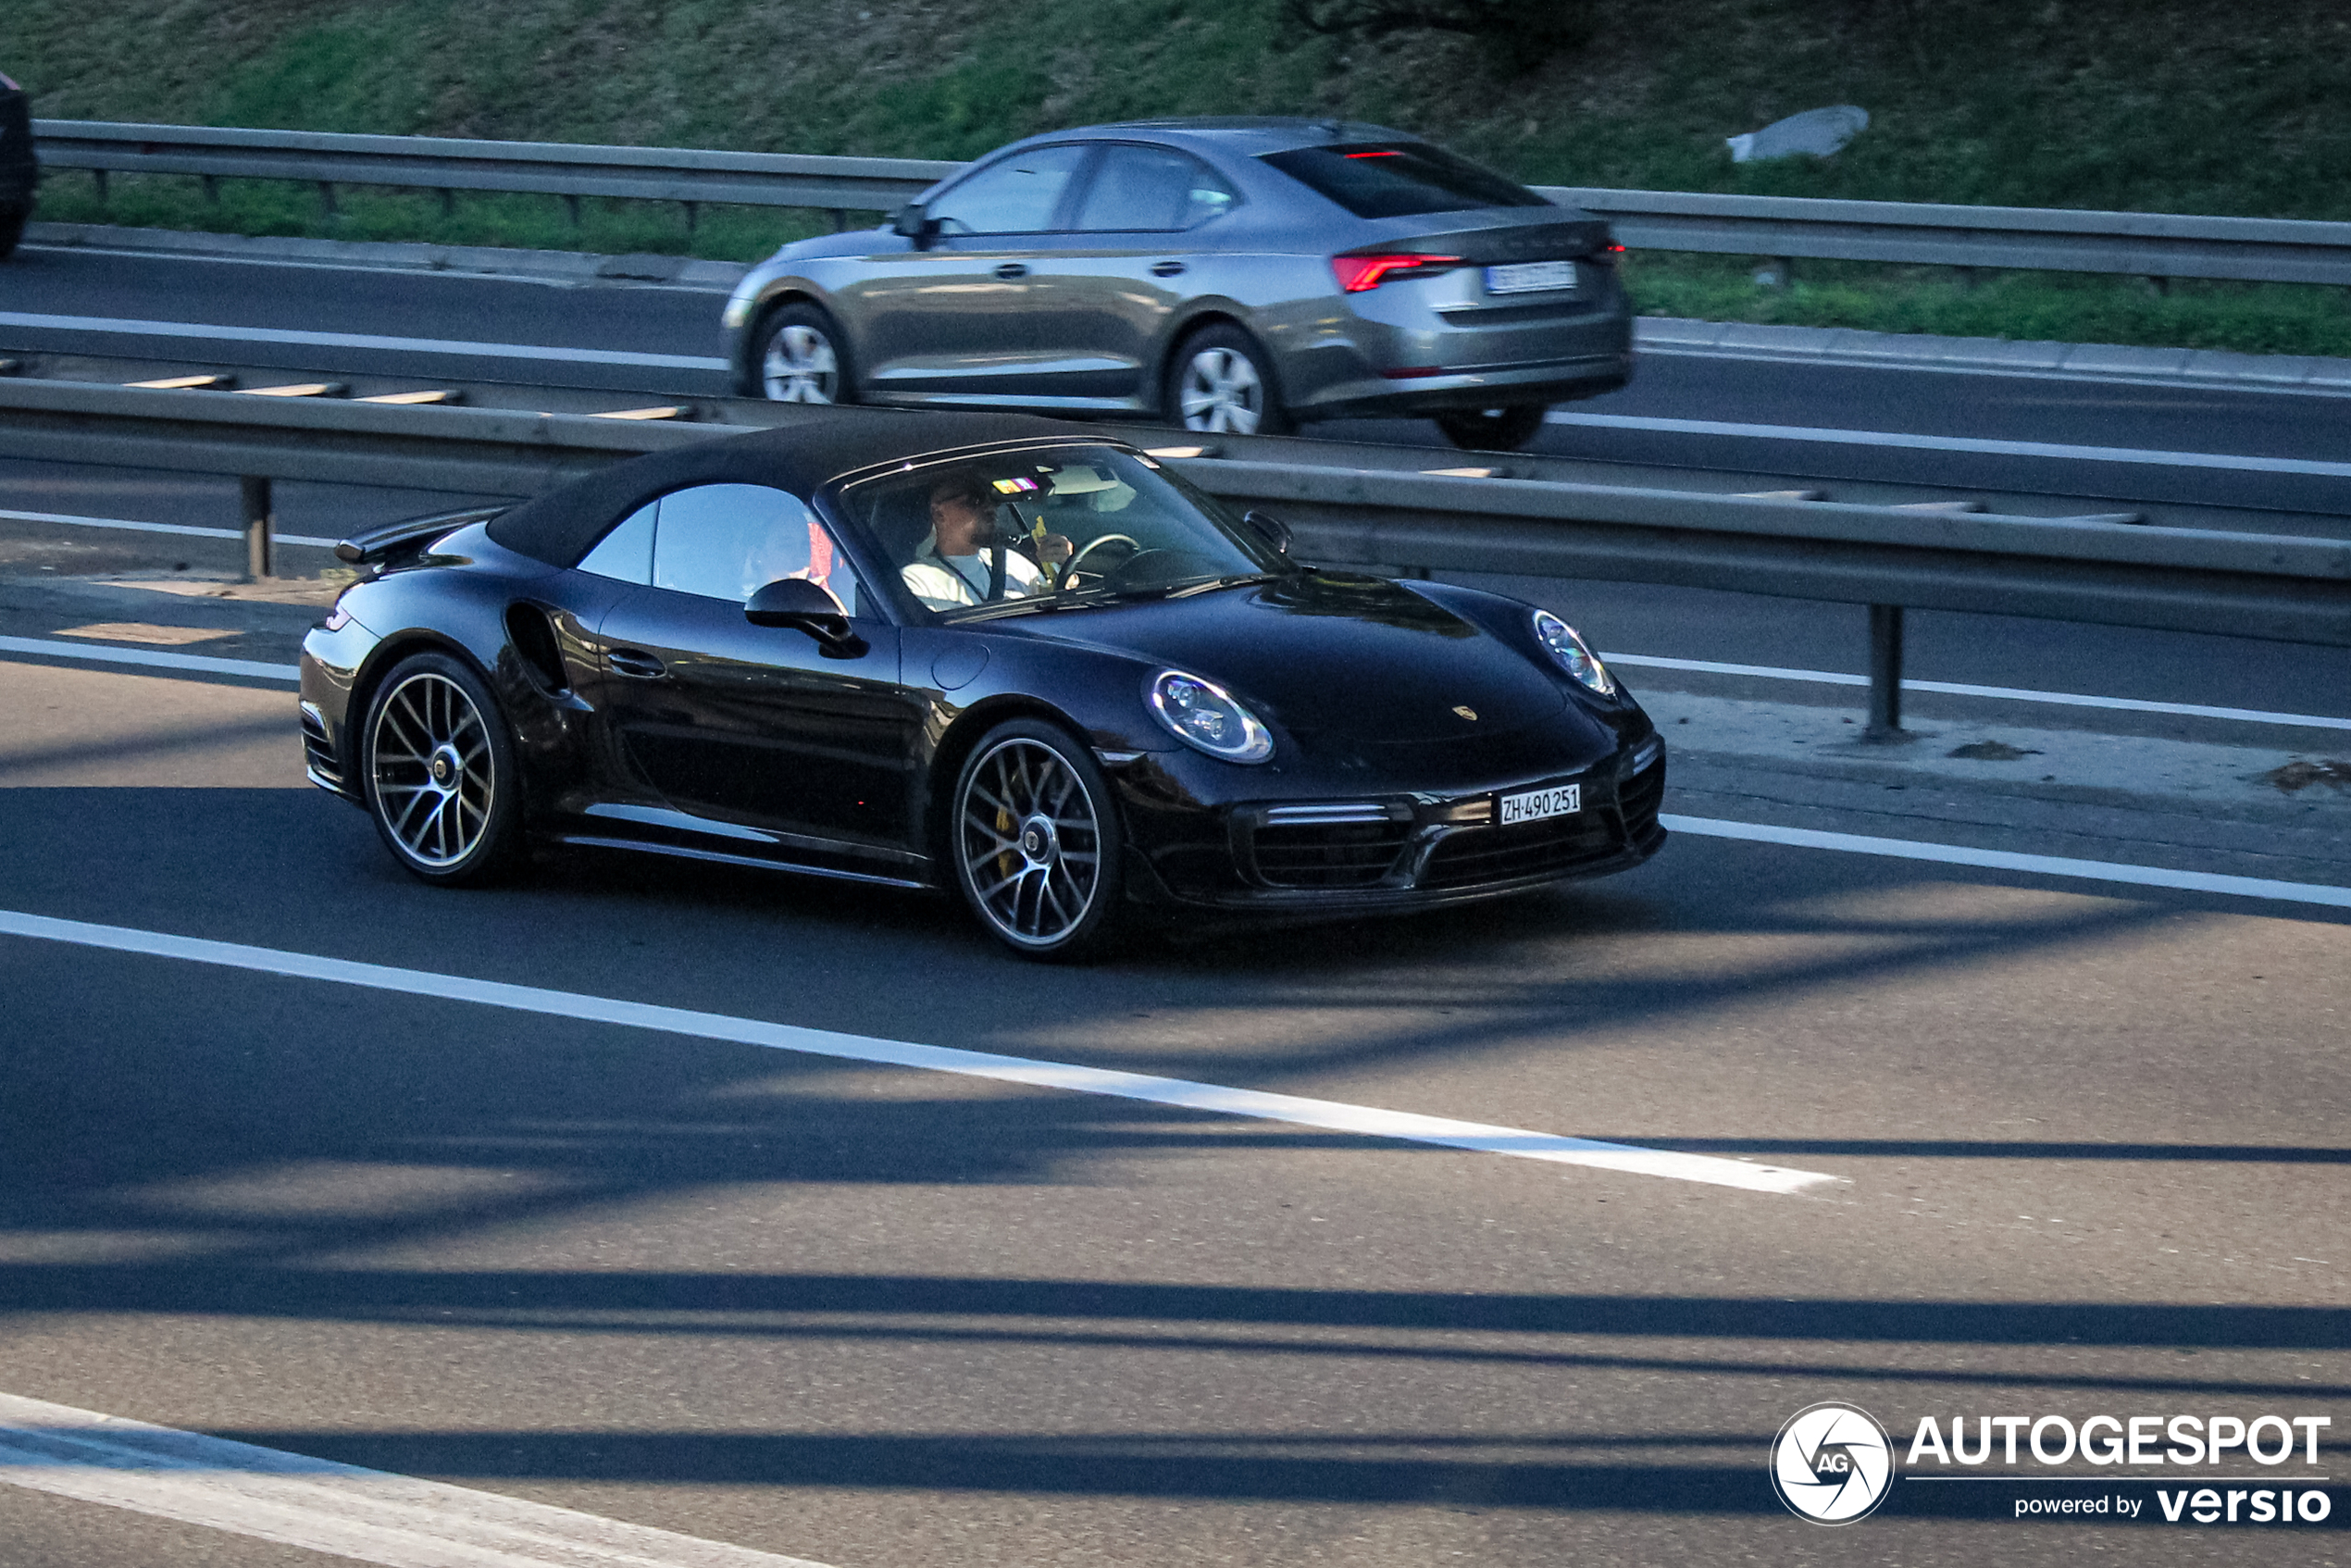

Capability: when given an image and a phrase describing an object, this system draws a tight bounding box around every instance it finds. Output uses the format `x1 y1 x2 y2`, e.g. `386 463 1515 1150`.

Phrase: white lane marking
1662 815 2351 911
1603 652 2351 731
1547 409 2351 479
0 635 299 682
0 1391 833 1568
23 243 738 294
0 908 1836 1196
1 506 337 549
0 310 729 373
1637 342 2351 404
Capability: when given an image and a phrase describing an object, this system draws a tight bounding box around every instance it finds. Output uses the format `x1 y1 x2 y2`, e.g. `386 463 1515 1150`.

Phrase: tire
0 207 25 263
1435 403 1550 452
750 302 852 404
1165 323 1291 437
949 719 1125 960
360 652 524 886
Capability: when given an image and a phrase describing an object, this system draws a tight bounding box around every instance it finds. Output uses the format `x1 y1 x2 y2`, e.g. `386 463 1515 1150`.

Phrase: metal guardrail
31 119 2351 283
3 377 2345 734
1544 189 2351 287
31 121 961 225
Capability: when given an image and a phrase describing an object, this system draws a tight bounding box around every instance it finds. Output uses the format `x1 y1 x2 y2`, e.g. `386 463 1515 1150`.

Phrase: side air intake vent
505 604 570 695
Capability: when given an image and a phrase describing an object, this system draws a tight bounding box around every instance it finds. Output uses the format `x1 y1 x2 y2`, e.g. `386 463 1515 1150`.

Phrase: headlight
1147 670 1273 764
1533 610 1615 695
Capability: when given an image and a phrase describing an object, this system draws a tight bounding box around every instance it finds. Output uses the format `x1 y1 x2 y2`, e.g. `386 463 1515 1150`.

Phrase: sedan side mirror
891 200 941 251
746 576 866 657
1242 509 1293 557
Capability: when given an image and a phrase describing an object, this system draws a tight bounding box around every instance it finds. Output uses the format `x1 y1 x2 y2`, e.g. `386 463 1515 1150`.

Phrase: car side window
930 143 1090 236
649 482 864 614
576 500 655 584
1074 144 1237 232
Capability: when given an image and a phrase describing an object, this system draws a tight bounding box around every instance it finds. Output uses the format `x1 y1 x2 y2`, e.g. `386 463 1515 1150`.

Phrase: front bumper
1116 733 1666 914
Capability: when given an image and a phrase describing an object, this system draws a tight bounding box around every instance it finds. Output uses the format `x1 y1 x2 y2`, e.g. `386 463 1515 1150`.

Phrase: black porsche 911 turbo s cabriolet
300 409 1665 957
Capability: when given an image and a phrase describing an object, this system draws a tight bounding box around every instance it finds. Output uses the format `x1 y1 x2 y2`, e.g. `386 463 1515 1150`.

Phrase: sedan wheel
1168 326 1290 437
758 306 847 404
952 722 1123 958
363 653 521 885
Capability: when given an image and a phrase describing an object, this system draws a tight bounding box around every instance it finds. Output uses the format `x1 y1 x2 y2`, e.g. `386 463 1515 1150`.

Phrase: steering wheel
1056 532 1141 589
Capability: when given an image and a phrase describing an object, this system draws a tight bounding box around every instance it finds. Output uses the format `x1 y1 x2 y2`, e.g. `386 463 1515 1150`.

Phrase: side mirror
891 200 940 251
1242 508 1292 557
746 576 866 656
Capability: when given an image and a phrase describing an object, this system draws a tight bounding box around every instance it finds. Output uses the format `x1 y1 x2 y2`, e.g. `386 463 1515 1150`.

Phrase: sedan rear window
1259 143 1548 219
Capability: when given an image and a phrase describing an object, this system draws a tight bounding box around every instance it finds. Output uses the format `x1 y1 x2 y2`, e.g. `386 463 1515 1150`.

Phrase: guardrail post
831 209 850 232
1865 604 1904 739
92 168 108 204
683 200 700 235
202 175 219 206
438 189 456 218
241 475 274 581
318 181 338 218
564 194 583 229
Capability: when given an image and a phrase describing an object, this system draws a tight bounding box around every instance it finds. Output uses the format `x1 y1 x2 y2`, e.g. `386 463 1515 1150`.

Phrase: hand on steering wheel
1056 532 1141 589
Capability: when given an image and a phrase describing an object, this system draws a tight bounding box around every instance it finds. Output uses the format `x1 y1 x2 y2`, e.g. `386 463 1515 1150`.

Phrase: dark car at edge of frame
0 70 36 261
721 118 1632 453
299 410 1665 958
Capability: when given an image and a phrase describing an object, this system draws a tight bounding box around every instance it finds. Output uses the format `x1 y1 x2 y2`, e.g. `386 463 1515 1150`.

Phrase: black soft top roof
485 407 1088 567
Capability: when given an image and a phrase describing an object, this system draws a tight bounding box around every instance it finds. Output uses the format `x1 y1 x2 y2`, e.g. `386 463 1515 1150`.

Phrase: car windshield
1258 142 1548 219
834 443 1285 621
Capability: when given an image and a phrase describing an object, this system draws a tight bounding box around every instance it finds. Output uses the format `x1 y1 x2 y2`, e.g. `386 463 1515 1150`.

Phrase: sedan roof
1025 117 1417 156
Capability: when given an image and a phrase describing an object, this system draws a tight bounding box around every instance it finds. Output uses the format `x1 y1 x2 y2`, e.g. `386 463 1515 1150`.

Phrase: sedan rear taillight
1330 253 1463 292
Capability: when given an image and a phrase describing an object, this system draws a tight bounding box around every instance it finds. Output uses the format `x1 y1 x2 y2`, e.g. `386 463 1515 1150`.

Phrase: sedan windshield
835 443 1285 620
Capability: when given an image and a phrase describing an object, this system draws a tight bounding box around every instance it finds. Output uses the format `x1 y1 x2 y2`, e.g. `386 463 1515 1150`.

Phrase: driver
902 474 1070 611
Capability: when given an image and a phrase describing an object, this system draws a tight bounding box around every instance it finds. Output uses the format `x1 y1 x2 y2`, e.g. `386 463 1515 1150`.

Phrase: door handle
608 649 667 679
993 262 1029 280
1150 260 1188 277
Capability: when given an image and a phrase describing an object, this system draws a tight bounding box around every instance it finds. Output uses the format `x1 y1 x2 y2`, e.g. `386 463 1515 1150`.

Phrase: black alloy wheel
361 652 523 886
950 719 1125 959
1435 403 1551 452
1166 323 1292 437
754 302 852 404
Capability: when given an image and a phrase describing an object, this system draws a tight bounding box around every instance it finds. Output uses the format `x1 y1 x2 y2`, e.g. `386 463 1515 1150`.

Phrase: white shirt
902 546 1046 611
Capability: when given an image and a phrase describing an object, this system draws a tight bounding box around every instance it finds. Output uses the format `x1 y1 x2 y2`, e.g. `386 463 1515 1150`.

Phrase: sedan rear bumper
1300 351 1634 420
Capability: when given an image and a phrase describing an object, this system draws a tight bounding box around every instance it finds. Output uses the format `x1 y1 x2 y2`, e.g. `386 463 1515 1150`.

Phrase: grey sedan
721 118 1631 451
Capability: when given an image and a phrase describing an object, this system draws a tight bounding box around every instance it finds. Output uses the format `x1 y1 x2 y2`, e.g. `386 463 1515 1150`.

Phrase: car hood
1014 572 1580 745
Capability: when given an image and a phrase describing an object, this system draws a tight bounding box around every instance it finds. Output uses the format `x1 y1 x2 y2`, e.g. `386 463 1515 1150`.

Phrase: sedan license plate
1499 782 1580 825
1485 260 1579 294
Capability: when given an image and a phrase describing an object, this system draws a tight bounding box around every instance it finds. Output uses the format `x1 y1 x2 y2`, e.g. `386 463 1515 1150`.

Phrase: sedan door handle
993 262 1029 280
1150 260 1188 277
608 649 667 679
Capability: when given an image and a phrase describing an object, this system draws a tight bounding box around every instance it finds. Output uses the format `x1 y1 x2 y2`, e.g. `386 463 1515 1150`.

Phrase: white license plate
1499 783 1581 825
1485 260 1579 294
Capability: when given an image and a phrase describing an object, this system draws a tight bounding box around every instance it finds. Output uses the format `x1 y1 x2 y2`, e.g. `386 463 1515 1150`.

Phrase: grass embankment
11 0 2351 355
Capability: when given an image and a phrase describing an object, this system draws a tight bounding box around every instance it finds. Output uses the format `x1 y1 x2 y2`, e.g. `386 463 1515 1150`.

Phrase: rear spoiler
333 505 506 566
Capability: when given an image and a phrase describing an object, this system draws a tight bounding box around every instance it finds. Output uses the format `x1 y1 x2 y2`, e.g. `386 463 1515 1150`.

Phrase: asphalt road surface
3 236 2347 1567
0 577 2345 1568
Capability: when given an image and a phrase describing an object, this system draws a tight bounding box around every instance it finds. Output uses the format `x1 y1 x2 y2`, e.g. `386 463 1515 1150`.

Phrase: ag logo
1771 1401 1893 1524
